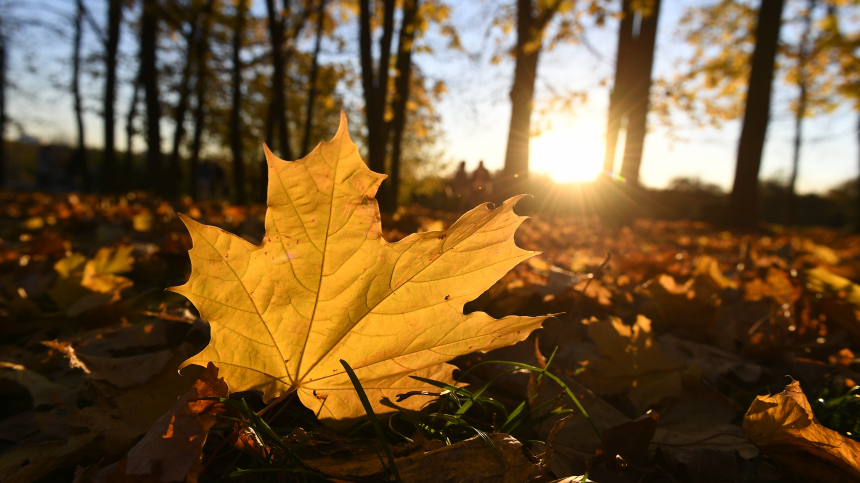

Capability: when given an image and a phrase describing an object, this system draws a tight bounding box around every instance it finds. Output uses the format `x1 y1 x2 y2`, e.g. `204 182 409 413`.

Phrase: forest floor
1 190 859 482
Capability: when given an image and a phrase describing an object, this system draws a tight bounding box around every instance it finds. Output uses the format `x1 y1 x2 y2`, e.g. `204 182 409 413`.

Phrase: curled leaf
743 380 860 483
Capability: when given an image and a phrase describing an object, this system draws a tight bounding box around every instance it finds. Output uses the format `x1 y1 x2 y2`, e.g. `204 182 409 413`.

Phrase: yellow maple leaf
171 113 548 427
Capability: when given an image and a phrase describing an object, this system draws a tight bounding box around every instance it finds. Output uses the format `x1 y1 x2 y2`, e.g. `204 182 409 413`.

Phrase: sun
530 120 605 183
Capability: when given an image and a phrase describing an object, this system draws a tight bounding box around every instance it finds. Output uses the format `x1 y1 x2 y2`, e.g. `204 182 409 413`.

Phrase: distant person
470 160 492 206
450 161 470 210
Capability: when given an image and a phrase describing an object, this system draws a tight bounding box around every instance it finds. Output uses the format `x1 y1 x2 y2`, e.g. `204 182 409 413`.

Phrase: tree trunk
619 0 662 186
603 0 635 175
358 0 379 168
787 83 805 225
72 0 90 192
502 0 539 181
301 0 327 156
189 9 212 199
166 37 194 197
728 0 785 229
502 0 564 182
787 0 815 226
388 0 419 210
359 0 395 209
140 0 163 194
230 0 248 204
0 27 5 189
102 0 121 193
123 74 140 191
265 0 291 160
168 2 212 198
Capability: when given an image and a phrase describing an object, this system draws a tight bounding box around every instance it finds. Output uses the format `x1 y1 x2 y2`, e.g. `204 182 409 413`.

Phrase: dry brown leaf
743 380 860 483
44 339 176 388
593 410 659 469
578 315 684 414
0 432 97 483
0 361 70 407
534 372 628 476
100 363 228 483
286 428 542 482
658 334 762 383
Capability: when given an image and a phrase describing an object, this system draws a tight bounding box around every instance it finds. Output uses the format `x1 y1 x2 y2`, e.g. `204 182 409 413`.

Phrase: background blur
1 0 859 227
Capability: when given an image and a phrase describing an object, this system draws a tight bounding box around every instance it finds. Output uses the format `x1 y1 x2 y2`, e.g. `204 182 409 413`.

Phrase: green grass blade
340 359 403 483
455 360 601 438
454 368 518 417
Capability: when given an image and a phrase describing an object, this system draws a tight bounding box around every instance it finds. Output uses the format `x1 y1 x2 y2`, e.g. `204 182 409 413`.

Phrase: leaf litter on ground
0 116 859 482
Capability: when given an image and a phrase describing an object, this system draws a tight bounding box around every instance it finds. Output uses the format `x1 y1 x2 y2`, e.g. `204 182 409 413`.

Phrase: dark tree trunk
0 28 5 188
502 0 539 181
358 0 378 166
230 0 248 204
787 0 815 226
619 0 662 186
140 0 163 194
72 0 91 192
168 2 212 198
728 0 785 229
301 0 327 156
388 0 419 210
787 84 805 225
502 0 560 182
123 74 140 191
189 10 212 199
264 0 291 160
102 0 122 193
359 0 395 209
603 0 635 175
167 40 194 197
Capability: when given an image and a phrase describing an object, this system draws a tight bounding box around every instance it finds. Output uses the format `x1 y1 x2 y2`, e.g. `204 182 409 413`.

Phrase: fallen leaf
171 113 548 427
101 363 228 483
0 361 69 407
578 315 684 414
54 253 87 278
0 432 97 483
44 339 176 388
694 255 737 291
81 246 135 293
287 428 542 482
658 334 762 384
47 247 135 315
593 410 659 469
654 447 782 482
534 372 628 476
806 267 860 307
743 380 860 482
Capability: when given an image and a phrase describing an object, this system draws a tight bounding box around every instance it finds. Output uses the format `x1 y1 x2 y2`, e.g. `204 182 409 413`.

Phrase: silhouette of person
470 160 492 206
451 161 470 210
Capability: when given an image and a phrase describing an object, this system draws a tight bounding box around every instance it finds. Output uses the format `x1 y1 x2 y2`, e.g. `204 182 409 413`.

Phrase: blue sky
3 0 859 193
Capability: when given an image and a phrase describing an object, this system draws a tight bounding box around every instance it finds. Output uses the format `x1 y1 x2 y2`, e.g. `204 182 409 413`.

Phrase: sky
426 0 860 193
2 0 859 194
